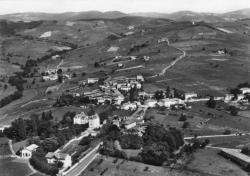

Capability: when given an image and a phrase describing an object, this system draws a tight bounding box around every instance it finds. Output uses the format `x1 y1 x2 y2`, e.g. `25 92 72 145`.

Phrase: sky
0 0 250 15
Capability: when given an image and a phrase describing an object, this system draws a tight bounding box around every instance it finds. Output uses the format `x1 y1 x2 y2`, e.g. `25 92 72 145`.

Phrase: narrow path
148 37 186 78
184 133 250 140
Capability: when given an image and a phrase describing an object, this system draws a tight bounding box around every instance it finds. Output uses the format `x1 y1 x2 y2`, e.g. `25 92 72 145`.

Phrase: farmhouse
145 99 158 107
73 112 88 125
240 88 250 94
220 148 250 169
45 85 60 94
237 94 245 101
107 46 119 52
20 144 39 159
121 102 137 110
124 31 135 36
217 49 225 55
159 98 184 108
158 37 168 44
87 78 99 84
52 55 60 60
46 152 72 168
43 74 58 81
123 121 136 129
136 75 144 82
184 92 198 100
88 114 101 129
224 94 234 102
0 125 11 132
128 25 135 30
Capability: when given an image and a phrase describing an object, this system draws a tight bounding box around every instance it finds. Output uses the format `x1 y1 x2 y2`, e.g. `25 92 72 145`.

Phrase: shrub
178 114 187 121
206 97 216 108
223 129 231 135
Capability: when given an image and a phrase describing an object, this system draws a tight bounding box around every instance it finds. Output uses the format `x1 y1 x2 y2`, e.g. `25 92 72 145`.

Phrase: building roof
240 88 250 91
88 113 99 120
45 152 68 160
221 148 250 163
26 144 39 151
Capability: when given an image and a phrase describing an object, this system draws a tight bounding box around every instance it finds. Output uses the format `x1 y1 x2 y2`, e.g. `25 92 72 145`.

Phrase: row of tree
98 123 184 166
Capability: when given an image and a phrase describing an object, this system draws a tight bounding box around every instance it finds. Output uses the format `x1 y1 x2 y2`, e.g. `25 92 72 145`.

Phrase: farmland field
186 148 248 176
81 155 212 176
0 158 34 176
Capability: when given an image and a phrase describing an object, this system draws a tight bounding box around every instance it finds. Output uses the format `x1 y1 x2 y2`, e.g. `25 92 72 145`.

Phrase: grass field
81 155 211 176
186 148 248 176
207 135 250 149
0 158 34 176
0 138 12 156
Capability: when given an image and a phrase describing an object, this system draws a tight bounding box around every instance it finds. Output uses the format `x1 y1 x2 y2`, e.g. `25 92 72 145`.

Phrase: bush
30 153 59 176
182 122 189 128
223 129 231 135
206 97 216 108
79 136 92 146
178 114 187 121
119 134 143 149
229 106 239 116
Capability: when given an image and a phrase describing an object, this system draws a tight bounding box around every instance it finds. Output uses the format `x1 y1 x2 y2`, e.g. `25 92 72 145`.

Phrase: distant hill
0 11 128 22
132 9 250 23
222 8 250 20
1 9 250 23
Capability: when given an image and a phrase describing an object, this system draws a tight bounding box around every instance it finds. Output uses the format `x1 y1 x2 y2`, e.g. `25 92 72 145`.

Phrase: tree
119 134 143 149
57 68 62 75
182 121 189 129
229 106 239 116
79 135 93 146
17 118 27 140
94 62 100 67
72 72 77 77
30 113 39 136
99 111 109 124
179 114 187 121
206 97 216 108
81 72 86 77
155 90 164 100
129 87 138 102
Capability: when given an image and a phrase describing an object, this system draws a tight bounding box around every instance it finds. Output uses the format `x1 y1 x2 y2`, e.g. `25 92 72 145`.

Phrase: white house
158 37 168 44
240 88 250 94
143 56 150 61
114 94 124 105
145 99 158 107
43 74 58 81
184 93 198 100
52 55 60 60
123 121 136 129
159 98 184 108
225 94 234 102
128 25 135 30
107 46 119 52
136 75 144 82
0 125 11 132
120 85 131 91
121 102 137 110
73 112 88 125
21 144 39 159
87 78 99 84
117 63 123 68
237 94 245 101
124 31 135 36
46 152 72 168
218 49 225 55
88 114 101 129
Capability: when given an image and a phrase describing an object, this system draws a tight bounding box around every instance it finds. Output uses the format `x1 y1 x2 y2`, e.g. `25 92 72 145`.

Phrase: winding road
149 37 186 78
